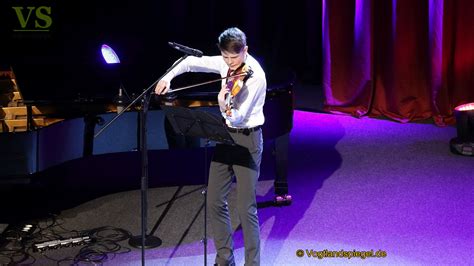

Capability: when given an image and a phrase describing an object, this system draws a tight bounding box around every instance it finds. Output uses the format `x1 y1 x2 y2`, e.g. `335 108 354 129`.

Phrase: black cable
86 226 132 242
56 256 76 266
74 248 108 265
0 248 35 265
42 253 69 265
1 212 132 265
73 226 132 264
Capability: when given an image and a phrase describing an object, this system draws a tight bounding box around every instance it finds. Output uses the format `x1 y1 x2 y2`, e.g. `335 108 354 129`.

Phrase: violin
166 65 252 94
224 63 253 116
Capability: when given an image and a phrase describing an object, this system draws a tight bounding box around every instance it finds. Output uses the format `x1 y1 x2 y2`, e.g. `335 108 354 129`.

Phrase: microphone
168 42 203 57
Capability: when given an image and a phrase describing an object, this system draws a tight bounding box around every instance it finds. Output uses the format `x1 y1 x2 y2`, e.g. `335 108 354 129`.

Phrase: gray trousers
207 128 263 266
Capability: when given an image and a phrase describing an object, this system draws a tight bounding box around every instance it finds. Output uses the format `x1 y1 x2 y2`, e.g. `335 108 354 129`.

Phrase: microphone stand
95 55 189 266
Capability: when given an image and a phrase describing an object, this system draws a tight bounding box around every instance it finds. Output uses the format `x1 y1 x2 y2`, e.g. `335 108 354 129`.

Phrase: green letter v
12 7 35 28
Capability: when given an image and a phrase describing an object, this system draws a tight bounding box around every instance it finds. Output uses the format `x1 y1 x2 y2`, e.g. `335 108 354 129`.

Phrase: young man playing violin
155 27 266 266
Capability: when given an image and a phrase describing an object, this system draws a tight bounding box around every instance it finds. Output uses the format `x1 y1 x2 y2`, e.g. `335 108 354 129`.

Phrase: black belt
227 125 261 135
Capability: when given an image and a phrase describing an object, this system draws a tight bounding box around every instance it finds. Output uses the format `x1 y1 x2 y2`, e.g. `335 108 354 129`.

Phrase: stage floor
1 110 472 265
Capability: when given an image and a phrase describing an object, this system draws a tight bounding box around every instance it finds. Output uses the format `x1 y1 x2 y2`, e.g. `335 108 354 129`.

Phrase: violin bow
167 72 249 94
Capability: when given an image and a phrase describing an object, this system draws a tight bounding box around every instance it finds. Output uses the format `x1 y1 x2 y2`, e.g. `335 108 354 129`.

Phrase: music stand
162 106 234 145
161 105 234 266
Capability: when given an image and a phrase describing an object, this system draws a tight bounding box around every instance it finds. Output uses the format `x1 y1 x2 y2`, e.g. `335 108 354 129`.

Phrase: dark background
1 0 322 102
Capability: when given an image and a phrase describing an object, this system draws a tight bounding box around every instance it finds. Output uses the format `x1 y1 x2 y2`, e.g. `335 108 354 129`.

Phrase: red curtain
323 0 474 125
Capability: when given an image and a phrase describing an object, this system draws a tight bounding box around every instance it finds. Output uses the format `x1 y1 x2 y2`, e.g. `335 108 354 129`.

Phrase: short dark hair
217 27 247 53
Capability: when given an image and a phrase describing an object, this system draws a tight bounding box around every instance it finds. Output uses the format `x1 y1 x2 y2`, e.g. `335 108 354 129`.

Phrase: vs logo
12 6 52 31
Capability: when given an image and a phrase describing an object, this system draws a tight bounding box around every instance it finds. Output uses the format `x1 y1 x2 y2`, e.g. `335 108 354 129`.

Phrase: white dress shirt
161 53 266 128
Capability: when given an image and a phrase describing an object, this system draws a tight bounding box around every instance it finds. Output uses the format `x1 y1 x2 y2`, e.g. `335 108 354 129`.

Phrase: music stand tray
161 105 234 146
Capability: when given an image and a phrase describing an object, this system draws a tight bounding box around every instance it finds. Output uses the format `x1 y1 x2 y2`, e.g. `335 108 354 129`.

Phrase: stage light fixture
101 44 120 64
450 102 474 156
99 44 127 113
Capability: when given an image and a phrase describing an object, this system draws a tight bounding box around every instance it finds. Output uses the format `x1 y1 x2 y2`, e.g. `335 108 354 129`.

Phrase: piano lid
11 54 122 104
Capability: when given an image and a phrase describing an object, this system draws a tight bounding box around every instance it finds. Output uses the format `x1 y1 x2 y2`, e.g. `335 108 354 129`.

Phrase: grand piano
0 65 294 205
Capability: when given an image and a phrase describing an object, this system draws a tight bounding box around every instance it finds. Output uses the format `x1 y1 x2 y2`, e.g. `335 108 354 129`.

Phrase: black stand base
274 194 293 206
128 235 162 249
450 138 474 156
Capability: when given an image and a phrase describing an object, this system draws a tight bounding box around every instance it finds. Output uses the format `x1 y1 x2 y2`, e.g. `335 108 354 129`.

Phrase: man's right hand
154 80 170 95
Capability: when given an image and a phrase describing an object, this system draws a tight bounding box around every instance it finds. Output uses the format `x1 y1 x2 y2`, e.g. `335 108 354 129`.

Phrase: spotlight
450 102 474 156
99 44 127 113
101 44 120 64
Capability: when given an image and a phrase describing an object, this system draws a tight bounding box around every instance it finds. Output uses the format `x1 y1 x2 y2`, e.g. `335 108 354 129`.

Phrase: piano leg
273 133 292 206
26 105 35 131
83 115 96 156
83 115 105 156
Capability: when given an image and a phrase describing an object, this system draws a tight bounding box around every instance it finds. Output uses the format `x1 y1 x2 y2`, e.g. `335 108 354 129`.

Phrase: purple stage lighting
450 102 474 156
101 44 120 64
